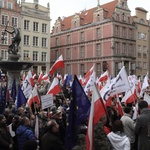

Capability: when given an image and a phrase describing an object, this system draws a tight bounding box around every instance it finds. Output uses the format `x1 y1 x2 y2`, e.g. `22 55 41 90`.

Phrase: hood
16 125 28 136
107 131 129 149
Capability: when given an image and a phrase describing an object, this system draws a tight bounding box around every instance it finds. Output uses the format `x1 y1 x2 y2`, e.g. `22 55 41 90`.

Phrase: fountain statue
0 21 33 90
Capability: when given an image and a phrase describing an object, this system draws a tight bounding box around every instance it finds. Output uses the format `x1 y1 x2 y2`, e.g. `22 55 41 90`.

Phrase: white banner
41 94 53 110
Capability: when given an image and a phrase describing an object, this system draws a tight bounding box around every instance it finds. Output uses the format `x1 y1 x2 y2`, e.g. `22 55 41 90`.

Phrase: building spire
97 0 100 6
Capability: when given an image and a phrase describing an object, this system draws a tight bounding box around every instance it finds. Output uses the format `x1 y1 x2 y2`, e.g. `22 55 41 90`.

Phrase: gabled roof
54 0 118 31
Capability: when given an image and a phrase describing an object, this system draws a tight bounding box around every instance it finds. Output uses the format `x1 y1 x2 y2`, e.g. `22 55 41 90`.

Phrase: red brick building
50 0 136 77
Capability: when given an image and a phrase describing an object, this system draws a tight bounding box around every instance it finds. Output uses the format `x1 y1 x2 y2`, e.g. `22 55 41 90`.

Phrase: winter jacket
107 131 130 150
121 113 135 143
16 125 36 150
134 108 150 150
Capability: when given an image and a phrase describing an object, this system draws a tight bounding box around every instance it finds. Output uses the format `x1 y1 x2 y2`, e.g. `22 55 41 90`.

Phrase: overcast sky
26 0 150 28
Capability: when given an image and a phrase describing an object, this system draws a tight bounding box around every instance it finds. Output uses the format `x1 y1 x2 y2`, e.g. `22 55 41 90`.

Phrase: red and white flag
99 70 109 82
47 77 61 95
121 84 137 104
37 71 43 83
86 83 106 150
27 86 40 107
140 73 149 97
49 55 64 75
42 73 49 82
84 64 95 85
26 70 34 87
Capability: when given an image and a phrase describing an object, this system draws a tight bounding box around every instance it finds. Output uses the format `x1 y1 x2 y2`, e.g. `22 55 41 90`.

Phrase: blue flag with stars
65 75 91 150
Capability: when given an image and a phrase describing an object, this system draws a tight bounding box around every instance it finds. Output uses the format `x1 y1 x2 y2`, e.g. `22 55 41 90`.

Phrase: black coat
40 132 66 150
135 108 150 150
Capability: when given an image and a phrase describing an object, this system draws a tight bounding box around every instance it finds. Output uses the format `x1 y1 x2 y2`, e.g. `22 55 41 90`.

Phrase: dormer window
139 18 144 24
74 21 77 28
97 14 100 21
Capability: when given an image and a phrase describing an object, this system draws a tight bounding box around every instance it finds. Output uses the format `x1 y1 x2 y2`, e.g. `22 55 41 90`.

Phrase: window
122 43 126 54
33 22 39 32
129 28 132 38
80 46 85 58
80 64 85 76
97 14 100 21
0 0 4 8
55 50 59 59
24 35 30 45
1 50 8 60
42 52 46 61
143 62 147 70
66 48 71 59
55 38 59 46
122 27 126 37
122 13 125 21
96 43 100 56
33 51 38 61
129 44 132 55
139 18 144 24
96 28 100 38
74 21 77 28
67 35 70 44
42 38 47 47
66 64 71 74
80 32 84 41
115 26 119 36
42 23 47 33
24 20 30 30
33 36 39 46
1 32 8 45
97 63 101 77
7 2 12 9
115 42 119 54
138 32 141 39
12 17 18 27
2 15 8 25
137 62 141 69
23 50 30 60
143 46 147 53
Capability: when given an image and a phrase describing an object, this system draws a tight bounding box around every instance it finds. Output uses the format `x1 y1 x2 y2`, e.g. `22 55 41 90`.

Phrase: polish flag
144 93 150 108
116 95 124 116
27 86 40 107
49 55 64 75
84 64 95 85
86 83 106 150
37 71 43 83
26 70 34 87
47 77 61 95
99 70 109 82
121 84 137 104
42 73 49 81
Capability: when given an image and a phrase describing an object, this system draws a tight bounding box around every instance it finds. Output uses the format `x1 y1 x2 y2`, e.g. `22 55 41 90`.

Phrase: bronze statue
5 24 21 55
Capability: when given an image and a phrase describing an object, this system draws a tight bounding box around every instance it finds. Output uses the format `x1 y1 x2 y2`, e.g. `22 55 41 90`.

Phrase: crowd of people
0 74 150 150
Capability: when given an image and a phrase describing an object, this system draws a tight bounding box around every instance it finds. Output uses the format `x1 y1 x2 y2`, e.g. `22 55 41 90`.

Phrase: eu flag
65 75 91 150
16 85 27 109
11 78 16 101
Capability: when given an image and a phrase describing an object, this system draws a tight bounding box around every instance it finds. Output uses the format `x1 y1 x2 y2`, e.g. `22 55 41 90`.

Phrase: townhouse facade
50 0 149 79
0 0 50 75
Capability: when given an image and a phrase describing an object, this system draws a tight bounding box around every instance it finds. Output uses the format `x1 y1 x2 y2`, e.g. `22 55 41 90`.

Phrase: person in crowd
16 116 36 150
134 100 150 150
94 114 112 149
40 119 66 150
8 115 21 150
23 140 37 150
0 114 14 150
107 120 130 150
121 106 135 149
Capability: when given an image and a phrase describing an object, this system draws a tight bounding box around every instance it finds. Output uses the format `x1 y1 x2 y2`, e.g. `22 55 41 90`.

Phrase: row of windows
55 27 133 46
2 15 18 26
1 50 47 62
23 51 47 61
24 20 47 33
137 62 147 70
0 0 12 9
24 35 47 47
